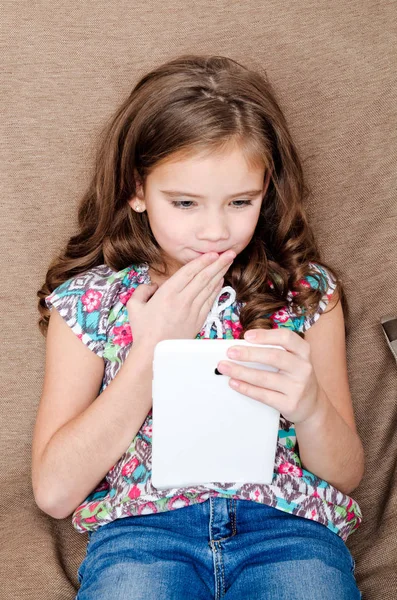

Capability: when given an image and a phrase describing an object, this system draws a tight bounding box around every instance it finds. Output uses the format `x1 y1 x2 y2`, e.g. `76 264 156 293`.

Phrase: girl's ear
128 198 146 213
128 172 147 212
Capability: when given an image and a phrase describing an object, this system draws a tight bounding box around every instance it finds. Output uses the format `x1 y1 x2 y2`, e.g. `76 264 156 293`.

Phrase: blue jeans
76 497 361 599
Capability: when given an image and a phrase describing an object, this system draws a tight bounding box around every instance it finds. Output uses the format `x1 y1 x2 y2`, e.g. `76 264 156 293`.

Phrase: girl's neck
148 266 170 288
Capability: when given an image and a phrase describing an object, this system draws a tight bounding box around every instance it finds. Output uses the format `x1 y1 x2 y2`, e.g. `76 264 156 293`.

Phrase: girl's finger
243 328 310 362
188 257 234 310
194 277 224 326
222 345 301 378
166 252 219 293
227 378 287 412
127 282 158 306
192 261 231 311
170 251 236 295
217 361 290 394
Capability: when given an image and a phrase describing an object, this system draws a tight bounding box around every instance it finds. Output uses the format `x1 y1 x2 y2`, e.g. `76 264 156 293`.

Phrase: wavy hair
37 54 349 338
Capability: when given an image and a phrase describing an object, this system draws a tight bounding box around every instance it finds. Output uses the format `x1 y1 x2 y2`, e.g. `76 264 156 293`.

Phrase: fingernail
245 331 256 340
227 348 240 358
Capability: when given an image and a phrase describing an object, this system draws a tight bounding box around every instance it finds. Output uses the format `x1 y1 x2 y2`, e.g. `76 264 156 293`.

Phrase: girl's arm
294 385 364 494
217 295 365 495
32 308 155 519
293 296 365 494
33 252 234 519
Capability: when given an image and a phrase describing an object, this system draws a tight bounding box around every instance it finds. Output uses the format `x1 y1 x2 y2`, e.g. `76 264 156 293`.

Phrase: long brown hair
37 54 349 338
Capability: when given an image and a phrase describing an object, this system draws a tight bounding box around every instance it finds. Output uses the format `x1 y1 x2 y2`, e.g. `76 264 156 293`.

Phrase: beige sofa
1 2 396 598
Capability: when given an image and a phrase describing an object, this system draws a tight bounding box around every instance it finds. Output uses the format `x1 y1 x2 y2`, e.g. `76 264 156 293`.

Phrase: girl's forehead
149 146 266 181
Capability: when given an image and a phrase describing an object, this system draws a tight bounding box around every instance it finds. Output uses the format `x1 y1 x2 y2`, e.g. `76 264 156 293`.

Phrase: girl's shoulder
45 262 150 303
45 262 150 357
272 261 338 334
303 261 337 294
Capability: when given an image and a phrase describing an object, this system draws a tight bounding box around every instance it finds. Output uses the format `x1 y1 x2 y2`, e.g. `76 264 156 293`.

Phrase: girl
33 54 364 599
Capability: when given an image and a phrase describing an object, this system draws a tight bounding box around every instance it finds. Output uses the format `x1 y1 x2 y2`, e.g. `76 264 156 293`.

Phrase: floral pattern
45 261 362 541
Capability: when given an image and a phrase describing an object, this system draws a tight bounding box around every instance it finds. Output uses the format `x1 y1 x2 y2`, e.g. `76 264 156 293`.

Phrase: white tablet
151 339 285 490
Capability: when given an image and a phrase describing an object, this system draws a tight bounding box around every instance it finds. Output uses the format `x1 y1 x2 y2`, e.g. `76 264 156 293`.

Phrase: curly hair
37 54 348 338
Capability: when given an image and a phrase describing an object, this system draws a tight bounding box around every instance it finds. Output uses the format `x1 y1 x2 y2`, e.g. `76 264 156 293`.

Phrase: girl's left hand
216 329 320 424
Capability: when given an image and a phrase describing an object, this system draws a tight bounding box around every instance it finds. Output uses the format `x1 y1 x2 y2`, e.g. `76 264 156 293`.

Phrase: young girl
33 54 364 599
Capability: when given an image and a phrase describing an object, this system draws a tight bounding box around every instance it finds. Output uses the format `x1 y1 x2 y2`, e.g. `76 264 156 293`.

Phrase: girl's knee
76 557 210 600
225 558 361 600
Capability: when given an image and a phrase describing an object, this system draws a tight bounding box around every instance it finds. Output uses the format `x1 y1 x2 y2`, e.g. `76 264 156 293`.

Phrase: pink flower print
223 319 242 338
84 516 99 524
122 457 140 478
311 509 317 517
138 502 158 515
77 333 83 341
290 291 299 297
89 501 101 513
127 269 139 281
119 289 135 305
278 462 303 477
112 323 133 346
81 289 102 312
128 485 141 500
142 424 152 438
346 498 356 522
272 308 290 323
231 321 243 337
298 279 311 289
169 494 191 509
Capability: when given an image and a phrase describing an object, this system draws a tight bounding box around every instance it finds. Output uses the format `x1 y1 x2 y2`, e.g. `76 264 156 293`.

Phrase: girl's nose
196 217 229 242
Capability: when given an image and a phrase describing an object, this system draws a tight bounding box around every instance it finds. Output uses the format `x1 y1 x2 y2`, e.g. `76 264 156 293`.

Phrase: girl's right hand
126 251 236 350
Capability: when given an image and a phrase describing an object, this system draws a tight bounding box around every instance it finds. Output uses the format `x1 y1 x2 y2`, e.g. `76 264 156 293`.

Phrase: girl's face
128 145 269 277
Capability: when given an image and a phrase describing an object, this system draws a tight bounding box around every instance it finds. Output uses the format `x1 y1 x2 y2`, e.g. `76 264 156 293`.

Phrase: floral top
45 261 362 541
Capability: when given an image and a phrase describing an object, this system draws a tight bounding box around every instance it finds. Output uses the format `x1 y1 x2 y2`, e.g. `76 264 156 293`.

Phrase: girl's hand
127 251 236 350
216 329 320 424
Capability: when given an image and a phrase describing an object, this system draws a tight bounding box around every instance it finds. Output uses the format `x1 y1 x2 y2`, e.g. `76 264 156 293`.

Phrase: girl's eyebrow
160 189 263 199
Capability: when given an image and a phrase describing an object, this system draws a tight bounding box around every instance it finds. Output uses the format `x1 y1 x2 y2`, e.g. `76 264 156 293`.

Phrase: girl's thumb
129 282 158 305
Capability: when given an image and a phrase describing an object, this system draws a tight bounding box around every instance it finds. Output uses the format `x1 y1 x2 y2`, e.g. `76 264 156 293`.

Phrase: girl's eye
171 200 195 209
231 200 253 208
171 200 253 210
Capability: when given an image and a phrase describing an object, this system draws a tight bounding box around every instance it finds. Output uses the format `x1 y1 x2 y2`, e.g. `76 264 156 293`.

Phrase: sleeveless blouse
45 261 362 541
